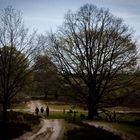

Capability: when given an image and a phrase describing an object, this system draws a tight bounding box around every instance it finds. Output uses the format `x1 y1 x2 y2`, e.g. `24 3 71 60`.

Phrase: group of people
35 106 49 117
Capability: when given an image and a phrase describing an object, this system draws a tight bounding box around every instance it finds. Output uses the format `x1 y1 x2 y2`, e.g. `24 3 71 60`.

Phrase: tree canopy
32 54 60 98
48 4 137 120
0 6 37 122
0 46 29 100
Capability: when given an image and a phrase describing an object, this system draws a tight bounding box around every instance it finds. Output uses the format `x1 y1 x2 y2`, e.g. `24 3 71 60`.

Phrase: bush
0 111 40 140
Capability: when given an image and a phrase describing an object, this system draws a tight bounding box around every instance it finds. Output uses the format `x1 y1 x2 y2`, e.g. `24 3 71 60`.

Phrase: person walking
40 107 44 114
35 107 39 115
46 106 49 117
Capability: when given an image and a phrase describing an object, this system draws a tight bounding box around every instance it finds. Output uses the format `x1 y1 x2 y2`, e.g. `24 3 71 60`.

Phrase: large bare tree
0 6 36 122
49 4 137 120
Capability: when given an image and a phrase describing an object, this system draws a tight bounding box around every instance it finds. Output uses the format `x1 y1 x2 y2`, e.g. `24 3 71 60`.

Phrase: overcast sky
0 0 140 43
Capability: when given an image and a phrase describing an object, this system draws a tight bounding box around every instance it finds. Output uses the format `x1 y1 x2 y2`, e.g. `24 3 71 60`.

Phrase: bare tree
0 6 36 122
49 4 137 120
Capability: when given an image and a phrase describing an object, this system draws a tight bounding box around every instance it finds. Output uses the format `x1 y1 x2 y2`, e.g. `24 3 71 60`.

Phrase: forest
0 4 139 140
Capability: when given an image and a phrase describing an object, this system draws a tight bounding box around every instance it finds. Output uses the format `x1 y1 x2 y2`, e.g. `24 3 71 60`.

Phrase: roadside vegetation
64 122 124 140
0 111 40 140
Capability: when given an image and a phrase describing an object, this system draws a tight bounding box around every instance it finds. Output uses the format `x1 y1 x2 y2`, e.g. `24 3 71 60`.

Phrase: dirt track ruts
13 100 65 140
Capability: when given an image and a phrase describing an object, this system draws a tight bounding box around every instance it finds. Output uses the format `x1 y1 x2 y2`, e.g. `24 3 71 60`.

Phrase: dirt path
13 100 65 140
84 121 137 140
13 100 139 140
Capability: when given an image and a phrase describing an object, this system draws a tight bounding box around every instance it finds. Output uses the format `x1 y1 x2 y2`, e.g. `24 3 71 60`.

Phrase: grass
97 111 140 139
12 103 28 109
46 111 66 119
64 122 123 140
43 101 86 112
45 110 88 121
42 101 88 120
112 113 140 138
116 113 140 123
8 100 140 140
112 123 140 138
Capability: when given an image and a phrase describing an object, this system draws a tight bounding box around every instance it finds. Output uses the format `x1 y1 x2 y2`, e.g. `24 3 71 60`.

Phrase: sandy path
13 100 65 140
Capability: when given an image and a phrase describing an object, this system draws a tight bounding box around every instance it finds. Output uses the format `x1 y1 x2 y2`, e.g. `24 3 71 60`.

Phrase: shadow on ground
65 122 123 140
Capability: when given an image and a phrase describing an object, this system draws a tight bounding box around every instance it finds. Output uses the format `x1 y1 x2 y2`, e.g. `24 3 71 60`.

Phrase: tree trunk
44 91 47 99
88 103 98 120
2 101 8 123
88 106 94 120
88 89 98 120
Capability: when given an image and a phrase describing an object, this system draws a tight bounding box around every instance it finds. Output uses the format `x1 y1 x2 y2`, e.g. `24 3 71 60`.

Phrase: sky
0 0 140 44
